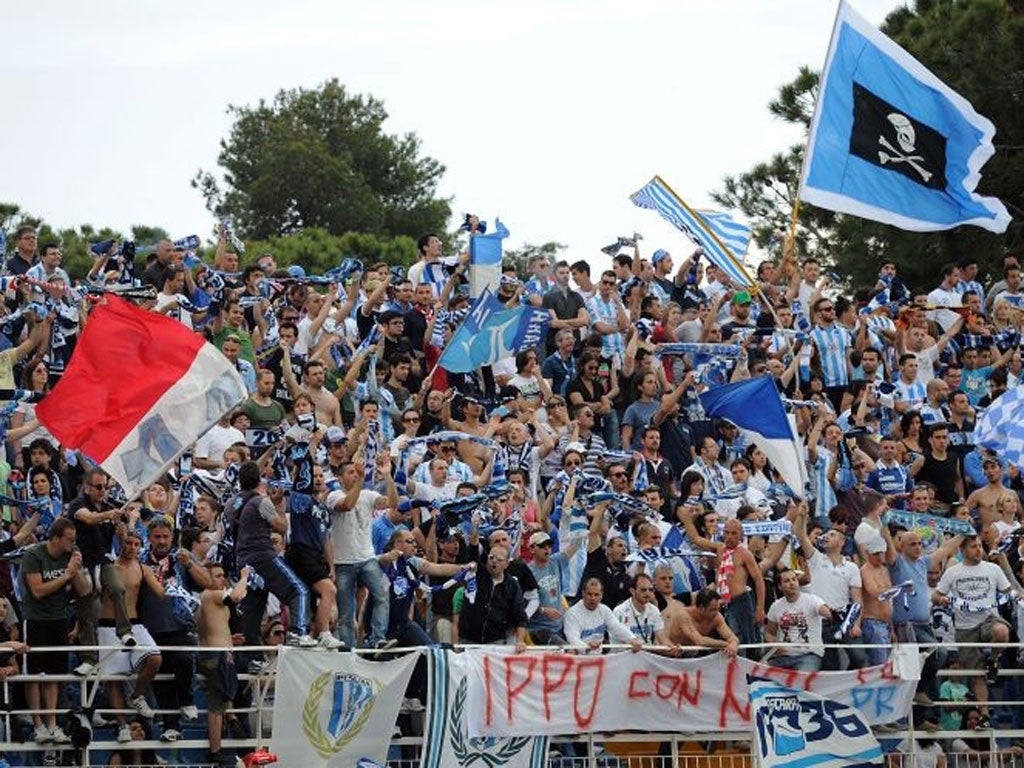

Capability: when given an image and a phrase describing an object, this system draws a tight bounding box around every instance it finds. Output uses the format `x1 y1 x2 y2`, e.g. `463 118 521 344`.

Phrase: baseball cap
652 249 670 264
731 290 752 306
867 539 887 554
324 426 347 445
529 531 552 547
982 456 1001 467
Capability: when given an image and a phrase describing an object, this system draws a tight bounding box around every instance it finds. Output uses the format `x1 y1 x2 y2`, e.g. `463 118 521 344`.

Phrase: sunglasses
565 460 581 467
610 471 627 478
403 416 421 423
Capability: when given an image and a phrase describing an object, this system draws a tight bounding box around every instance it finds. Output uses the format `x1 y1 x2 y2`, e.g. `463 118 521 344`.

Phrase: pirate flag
798 0 1009 233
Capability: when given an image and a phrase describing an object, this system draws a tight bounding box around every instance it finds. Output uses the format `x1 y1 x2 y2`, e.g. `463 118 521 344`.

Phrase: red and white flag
37 295 246 499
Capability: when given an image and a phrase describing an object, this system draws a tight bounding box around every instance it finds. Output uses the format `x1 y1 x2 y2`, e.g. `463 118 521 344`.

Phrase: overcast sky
2 0 900 272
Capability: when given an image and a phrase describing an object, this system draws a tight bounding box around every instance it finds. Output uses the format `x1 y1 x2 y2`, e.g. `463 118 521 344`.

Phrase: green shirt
242 397 287 429
18 542 72 621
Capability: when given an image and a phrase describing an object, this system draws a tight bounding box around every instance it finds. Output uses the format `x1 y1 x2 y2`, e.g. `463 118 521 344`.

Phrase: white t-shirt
767 592 827 657
413 480 459 503
563 601 636 654
194 424 245 464
156 291 193 330
612 599 664 644
926 287 961 332
908 343 940 385
936 560 1010 630
327 488 381 564
806 549 861 611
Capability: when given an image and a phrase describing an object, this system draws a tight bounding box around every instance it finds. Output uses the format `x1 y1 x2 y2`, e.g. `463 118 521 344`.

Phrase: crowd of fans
0 220 1023 766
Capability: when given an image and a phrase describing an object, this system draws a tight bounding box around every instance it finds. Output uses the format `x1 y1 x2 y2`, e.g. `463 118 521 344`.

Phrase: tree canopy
713 0 1023 290
193 79 451 242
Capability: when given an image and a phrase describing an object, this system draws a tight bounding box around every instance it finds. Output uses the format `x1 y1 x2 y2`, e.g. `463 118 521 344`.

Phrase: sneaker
318 632 347 650
286 631 318 648
248 659 269 675
92 711 114 728
49 726 71 745
374 638 398 651
919 720 940 732
117 724 132 743
974 714 992 730
120 632 137 648
73 661 97 676
33 725 52 744
181 704 199 720
392 724 403 738
985 660 999 686
160 728 182 742
874 723 901 734
131 695 155 719
913 692 934 706
400 697 425 714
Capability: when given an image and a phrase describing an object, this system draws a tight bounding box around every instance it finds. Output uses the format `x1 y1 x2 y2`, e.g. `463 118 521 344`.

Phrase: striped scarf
883 510 975 537
364 420 381 485
654 342 742 359
625 546 717 562
715 520 792 538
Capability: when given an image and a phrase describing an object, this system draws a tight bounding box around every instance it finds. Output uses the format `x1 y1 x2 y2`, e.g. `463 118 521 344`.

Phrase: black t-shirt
579 547 630 608
402 308 428 354
565 376 607 431
67 496 114 568
542 288 586 351
917 452 963 504
262 349 305 414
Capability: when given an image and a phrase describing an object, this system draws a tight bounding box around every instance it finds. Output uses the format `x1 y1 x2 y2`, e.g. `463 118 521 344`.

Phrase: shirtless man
441 394 491 472
679 507 765 649
966 457 1012 529
98 529 165 744
198 563 250 767
282 349 343 427
665 587 740 656
860 540 894 666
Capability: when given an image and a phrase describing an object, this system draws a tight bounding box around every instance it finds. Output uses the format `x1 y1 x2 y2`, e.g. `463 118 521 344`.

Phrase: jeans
723 590 762 655
861 618 891 667
335 559 389 648
240 556 310 642
770 653 822 672
602 409 621 451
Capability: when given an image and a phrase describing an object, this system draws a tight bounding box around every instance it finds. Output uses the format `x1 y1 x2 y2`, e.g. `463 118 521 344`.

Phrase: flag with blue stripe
631 176 756 289
750 677 883 768
799 1 1009 233
469 218 509 298
695 210 752 258
973 386 1024 472
438 288 551 373
700 376 807 497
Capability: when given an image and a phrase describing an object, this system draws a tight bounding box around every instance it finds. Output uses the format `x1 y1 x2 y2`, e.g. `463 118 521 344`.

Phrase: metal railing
0 641 1021 767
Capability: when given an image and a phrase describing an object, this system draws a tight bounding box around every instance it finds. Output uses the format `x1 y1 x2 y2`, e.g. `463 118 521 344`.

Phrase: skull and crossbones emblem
878 112 932 182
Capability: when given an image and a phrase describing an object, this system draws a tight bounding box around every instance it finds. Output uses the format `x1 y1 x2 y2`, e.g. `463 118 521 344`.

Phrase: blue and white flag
799 1 1010 233
631 176 756 288
750 677 884 768
469 218 509 298
695 210 752 258
438 288 551 373
700 376 807 497
973 386 1024 472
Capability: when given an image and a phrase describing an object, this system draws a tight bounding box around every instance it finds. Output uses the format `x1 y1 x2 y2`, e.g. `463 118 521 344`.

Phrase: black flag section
850 82 947 191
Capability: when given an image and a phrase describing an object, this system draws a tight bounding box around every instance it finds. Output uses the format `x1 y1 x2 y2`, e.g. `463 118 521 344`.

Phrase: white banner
464 650 915 737
420 648 548 768
751 678 884 768
272 648 418 768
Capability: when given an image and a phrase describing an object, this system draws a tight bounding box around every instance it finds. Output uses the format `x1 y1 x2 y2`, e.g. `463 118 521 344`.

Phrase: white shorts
97 624 160 676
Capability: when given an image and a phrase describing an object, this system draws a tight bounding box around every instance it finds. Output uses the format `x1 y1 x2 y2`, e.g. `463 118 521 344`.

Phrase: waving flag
469 218 509 298
700 376 807 496
750 677 883 768
438 288 550 373
973 386 1024 471
799 1 1010 233
631 176 756 288
36 295 246 499
696 210 752 258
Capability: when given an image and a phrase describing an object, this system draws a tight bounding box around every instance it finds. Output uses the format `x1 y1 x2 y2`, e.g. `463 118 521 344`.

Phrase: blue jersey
287 491 331 552
810 324 853 387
